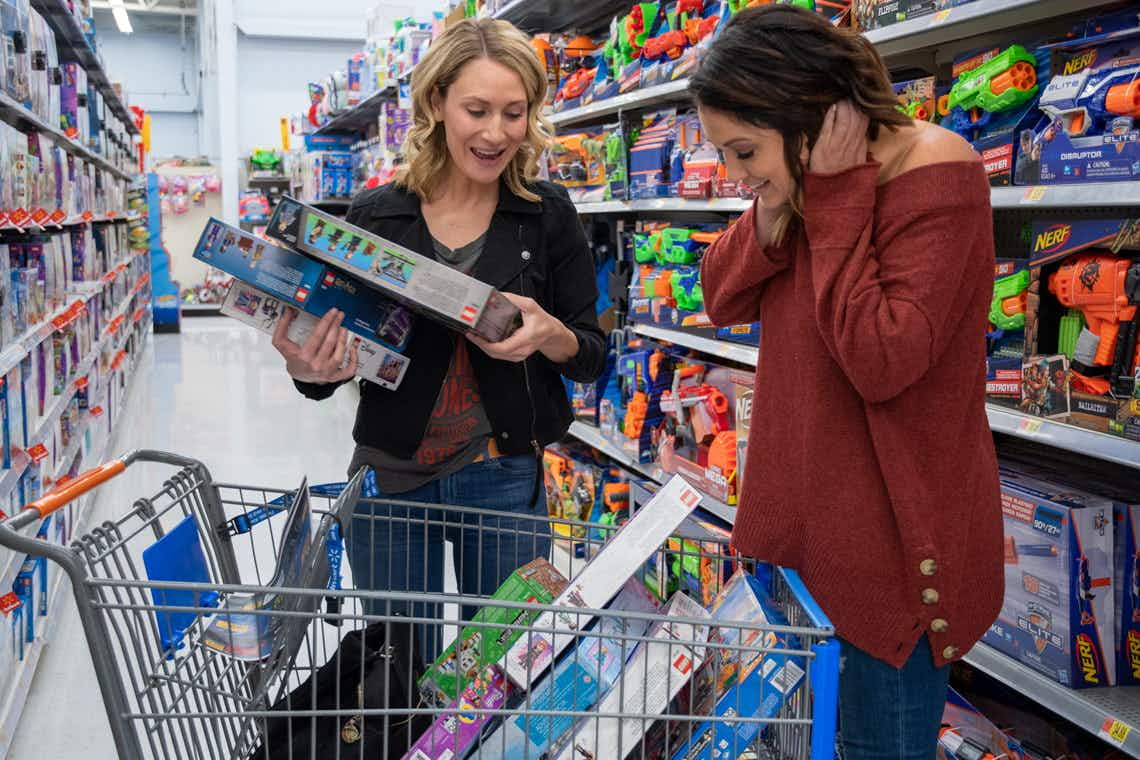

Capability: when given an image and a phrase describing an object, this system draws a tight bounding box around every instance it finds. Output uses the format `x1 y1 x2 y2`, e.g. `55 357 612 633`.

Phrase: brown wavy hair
690 5 908 241
396 17 553 203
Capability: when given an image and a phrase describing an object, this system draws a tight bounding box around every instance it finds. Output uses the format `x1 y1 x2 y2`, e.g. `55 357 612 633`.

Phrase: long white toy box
192 218 415 356
265 196 522 342
219 281 410 390
503 475 703 689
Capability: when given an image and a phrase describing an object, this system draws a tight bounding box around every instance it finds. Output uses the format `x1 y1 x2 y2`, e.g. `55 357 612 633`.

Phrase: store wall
96 23 202 158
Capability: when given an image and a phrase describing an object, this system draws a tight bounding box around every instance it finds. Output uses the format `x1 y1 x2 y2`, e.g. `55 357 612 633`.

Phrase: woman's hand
809 101 869 175
271 307 359 384
467 292 579 364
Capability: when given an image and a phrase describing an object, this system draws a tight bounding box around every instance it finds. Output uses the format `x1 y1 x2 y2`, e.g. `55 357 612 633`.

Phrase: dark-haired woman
693 6 1002 758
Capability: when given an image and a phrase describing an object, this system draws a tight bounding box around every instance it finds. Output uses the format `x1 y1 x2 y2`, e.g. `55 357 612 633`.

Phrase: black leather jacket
294 179 606 459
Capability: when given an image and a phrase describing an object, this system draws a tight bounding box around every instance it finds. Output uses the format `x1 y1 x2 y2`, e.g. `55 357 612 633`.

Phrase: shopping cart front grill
0 451 838 760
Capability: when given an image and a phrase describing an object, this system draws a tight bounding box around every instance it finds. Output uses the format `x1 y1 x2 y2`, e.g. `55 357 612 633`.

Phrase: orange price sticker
1017 417 1043 435
1100 718 1132 747
929 9 952 24
90 406 104 417
1022 186 1047 203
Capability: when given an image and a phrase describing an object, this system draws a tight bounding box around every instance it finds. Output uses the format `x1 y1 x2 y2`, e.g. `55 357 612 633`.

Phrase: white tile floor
9 317 361 759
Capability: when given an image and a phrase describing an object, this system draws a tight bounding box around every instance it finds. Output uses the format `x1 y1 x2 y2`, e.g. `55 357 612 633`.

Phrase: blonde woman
272 18 603 649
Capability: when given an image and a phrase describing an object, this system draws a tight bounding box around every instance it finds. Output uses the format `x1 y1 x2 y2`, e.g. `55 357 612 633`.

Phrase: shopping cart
0 450 839 760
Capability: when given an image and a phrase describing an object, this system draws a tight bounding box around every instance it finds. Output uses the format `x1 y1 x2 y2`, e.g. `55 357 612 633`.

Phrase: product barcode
769 659 806 695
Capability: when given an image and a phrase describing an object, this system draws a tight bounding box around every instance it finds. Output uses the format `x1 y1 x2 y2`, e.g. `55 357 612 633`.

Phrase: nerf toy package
542 444 630 559
611 342 679 464
219 282 410 391
418 558 568 707
481 579 660 760
671 570 808 760
503 475 702 688
547 131 609 203
192 218 414 355
265 197 522 342
550 592 711 760
732 371 752 493
986 259 1029 407
1116 500 1140 685
983 465 1116 688
629 220 727 332
935 688 1026 760
1023 218 1140 440
403 665 508 760
894 76 936 122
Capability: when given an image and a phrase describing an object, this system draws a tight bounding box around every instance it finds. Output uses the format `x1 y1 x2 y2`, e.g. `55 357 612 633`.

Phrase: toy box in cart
192 218 414 354
265 197 522 342
983 465 1116 688
219 281 410 390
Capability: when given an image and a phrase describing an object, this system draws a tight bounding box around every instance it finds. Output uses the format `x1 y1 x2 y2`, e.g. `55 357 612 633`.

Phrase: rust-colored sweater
701 160 1003 668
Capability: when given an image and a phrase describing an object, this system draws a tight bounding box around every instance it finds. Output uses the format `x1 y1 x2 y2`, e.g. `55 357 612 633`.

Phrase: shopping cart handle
26 460 127 518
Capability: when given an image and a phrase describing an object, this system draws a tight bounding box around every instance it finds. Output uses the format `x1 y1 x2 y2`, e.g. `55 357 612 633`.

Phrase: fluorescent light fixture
108 0 133 33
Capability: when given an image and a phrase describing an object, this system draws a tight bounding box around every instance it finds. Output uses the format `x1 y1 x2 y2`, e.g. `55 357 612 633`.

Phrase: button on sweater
701 160 1004 668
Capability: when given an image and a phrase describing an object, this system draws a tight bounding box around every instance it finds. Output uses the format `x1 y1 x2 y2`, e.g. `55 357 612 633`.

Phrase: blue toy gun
1043 65 1140 137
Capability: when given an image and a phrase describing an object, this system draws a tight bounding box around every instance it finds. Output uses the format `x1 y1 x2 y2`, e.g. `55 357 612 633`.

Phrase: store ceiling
92 0 197 37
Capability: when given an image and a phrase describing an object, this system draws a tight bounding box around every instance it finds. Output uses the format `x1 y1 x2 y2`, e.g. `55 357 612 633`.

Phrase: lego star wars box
418 558 568 708
265 197 522 342
983 467 1116 687
502 475 702 689
193 219 414 355
219 282 410 391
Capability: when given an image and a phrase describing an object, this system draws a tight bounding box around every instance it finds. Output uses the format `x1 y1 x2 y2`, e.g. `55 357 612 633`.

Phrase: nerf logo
1129 630 1140 679
1063 50 1098 76
1034 224 1072 254
1078 634 1100 684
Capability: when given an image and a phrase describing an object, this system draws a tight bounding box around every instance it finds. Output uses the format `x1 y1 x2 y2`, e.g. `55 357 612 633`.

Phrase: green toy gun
938 45 1039 137
729 0 813 12
989 269 1030 334
635 227 723 265
672 267 703 312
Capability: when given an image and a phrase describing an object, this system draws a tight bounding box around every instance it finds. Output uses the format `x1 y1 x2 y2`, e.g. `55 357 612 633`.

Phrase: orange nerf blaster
643 28 689 61
1048 253 1140 395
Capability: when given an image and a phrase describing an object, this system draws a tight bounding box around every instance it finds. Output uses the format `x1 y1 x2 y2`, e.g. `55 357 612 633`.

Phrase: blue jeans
837 636 949 760
346 454 551 660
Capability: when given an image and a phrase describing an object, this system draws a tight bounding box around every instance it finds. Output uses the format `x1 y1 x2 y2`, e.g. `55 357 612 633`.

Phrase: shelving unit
29 0 139 135
576 197 751 214
313 86 396 136
549 79 691 127
0 92 135 182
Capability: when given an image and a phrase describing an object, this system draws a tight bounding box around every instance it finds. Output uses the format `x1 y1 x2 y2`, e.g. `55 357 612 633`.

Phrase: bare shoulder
897 123 980 172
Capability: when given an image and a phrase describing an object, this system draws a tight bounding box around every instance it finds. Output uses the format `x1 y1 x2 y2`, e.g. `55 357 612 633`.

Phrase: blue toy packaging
1115 500 1140 686
481 579 660 760
192 218 414 354
984 465 1116 688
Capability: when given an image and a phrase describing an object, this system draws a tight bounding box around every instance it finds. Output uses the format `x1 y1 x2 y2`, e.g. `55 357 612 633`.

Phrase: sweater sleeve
700 200 792 326
802 162 988 404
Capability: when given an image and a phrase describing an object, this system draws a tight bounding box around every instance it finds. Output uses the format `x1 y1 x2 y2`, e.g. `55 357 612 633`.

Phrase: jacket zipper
517 225 543 506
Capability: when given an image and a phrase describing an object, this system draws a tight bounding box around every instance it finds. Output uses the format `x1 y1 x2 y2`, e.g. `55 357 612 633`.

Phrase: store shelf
549 79 692 127
313 86 396 136
0 91 135 182
566 421 737 523
29 0 139 134
631 324 759 366
576 197 751 214
181 303 222 316
986 405 1140 472
990 182 1140 209
865 0 1120 57
964 642 1140 756
494 0 633 35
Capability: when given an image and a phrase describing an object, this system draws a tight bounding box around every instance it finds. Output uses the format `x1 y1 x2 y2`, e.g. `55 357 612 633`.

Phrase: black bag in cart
248 620 429 759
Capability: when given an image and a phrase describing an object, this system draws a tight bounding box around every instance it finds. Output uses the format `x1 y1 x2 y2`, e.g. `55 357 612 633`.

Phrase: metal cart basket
0 450 839 760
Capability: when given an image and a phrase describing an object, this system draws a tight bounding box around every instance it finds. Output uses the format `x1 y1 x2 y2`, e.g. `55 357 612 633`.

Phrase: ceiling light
108 0 133 33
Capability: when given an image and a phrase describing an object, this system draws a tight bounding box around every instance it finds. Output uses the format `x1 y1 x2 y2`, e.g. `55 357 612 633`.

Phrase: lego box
502 475 702 688
219 282 410 391
419 557 568 707
265 197 522 342
983 467 1116 688
192 219 414 354
404 665 508 760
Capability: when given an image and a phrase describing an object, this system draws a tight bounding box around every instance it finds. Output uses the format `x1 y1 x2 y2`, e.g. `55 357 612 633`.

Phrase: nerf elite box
550 592 712 760
418 558 568 707
265 197 522 342
482 579 660 760
403 665 508 760
1116 501 1140 685
219 282 410 391
982 466 1116 688
1023 218 1140 440
1020 27 1140 185
502 475 702 689
192 219 414 355
671 571 808 760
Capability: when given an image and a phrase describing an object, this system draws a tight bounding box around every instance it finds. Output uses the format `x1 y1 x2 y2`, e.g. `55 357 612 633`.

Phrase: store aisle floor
10 317 360 759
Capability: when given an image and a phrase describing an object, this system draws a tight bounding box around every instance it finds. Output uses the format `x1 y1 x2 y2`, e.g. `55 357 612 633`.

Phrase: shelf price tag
1022 186 1047 203
1100 718 1132 747
1017 417 1043 435
929 9 952 24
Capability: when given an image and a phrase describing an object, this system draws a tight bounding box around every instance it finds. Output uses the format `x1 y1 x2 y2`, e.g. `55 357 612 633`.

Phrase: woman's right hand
271 307 359 384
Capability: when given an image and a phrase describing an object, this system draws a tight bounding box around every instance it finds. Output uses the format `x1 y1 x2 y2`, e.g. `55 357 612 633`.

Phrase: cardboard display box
265 197 522 342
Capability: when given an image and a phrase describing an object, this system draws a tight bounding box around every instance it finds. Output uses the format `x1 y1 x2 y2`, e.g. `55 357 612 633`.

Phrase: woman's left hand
467 292 579 363
809 100 870 175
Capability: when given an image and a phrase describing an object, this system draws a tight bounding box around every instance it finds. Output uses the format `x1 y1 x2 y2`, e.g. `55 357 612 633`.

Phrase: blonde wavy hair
396 18 552 203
